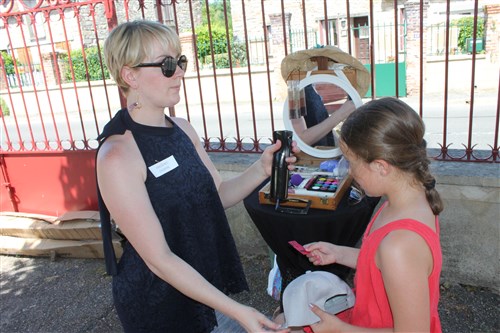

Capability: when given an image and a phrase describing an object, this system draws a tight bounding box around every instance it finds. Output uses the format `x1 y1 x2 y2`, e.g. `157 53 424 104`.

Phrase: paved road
1 254 498 333
2 90 498 152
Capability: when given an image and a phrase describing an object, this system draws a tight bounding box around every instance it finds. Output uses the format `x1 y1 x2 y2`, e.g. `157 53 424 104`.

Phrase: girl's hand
308 304 346 333
304 242 340 266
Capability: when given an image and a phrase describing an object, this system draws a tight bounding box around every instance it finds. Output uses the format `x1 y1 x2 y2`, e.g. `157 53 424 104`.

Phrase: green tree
64 46 109 82
196 0 248 68
201 0 232 31
454 16 484 53
0 97 10 117
1 51 15 75
196 25 228 63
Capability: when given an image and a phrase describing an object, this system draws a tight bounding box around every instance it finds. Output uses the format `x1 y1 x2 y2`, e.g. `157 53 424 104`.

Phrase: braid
414 147 444 215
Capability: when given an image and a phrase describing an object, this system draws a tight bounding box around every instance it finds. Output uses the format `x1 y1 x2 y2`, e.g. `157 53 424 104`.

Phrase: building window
26 13 47 42
161 2 175 27
358 24 369 39
18 0 46 42
320 19 338 46
399 7 406 53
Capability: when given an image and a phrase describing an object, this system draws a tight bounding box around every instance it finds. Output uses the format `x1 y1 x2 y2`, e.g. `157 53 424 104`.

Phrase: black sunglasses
134 55 188 78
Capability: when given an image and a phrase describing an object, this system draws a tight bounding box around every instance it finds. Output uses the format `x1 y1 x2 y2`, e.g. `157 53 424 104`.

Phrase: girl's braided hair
340 97 443 215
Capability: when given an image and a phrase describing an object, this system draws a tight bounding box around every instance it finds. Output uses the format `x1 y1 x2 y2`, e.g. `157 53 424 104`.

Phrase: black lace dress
97 109 248 333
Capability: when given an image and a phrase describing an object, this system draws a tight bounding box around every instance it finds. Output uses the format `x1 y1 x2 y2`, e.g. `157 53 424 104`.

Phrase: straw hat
280 46 370 97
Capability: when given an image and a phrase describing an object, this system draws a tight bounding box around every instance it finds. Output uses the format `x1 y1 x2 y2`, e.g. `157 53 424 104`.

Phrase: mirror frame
283 74 363 158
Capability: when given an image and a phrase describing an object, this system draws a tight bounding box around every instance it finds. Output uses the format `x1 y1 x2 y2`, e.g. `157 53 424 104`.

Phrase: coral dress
97 109 248 333
341 203 442 332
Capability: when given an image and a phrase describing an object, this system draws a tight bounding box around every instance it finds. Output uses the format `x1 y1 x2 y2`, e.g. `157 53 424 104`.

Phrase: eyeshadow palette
259 174 353 211
304 175 340 193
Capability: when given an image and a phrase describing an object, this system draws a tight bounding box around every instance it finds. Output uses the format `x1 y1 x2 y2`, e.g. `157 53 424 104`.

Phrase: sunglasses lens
178 55 188 71
161 55 188 78
161 58 177 77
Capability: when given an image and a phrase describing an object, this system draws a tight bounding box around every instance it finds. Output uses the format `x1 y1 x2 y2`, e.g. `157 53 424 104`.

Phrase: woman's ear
121 66 138 89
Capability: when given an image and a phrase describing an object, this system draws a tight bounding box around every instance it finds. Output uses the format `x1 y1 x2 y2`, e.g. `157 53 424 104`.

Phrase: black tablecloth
243 181 380 301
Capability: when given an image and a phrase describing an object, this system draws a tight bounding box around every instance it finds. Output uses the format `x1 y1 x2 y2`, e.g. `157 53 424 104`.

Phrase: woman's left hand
260 139 300 177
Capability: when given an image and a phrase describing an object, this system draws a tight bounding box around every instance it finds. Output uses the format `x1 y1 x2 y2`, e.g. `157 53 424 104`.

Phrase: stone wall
404 1 429 96
485 4 500 63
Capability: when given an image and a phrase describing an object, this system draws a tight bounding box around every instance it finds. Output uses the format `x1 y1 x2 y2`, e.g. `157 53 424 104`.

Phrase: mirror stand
283 74 363 159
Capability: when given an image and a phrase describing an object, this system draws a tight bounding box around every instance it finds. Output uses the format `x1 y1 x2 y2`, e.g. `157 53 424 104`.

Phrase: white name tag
148 155 178 178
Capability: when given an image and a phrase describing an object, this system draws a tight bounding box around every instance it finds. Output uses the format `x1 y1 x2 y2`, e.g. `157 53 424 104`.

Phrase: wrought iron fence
360 22 407 64
289 29 318 53
197 38 266 69
0 0 498 162
5 65 44 88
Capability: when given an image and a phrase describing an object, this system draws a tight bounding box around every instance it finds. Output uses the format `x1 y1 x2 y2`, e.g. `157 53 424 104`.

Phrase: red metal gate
1 0 499 215
0 0 118 214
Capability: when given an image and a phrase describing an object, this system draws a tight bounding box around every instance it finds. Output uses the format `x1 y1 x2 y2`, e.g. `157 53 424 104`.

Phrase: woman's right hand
304 242 340 266
236 305 290 332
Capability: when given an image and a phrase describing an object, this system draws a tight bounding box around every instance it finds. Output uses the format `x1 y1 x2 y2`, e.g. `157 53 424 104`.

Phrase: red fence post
103 0 126 110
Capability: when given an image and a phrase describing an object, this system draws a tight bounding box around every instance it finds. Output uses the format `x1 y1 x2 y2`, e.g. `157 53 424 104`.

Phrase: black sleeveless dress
97 109 248 333
304 84 335 147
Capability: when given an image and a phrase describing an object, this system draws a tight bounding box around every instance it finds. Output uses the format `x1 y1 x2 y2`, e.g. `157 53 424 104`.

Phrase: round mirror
283 74 363 158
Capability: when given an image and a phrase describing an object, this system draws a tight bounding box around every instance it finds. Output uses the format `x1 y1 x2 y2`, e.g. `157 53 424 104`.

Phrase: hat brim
281 46 370 98
282 271 355 327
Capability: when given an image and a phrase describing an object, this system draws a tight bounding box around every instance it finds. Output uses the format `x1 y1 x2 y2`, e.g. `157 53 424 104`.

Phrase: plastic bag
267 255 282 301
333 156 349 177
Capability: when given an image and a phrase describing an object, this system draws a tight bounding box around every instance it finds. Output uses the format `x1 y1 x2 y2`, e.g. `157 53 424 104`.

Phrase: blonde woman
96 20 295 333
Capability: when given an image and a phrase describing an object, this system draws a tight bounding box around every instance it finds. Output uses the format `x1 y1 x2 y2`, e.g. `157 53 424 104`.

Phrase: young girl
304 97 443 333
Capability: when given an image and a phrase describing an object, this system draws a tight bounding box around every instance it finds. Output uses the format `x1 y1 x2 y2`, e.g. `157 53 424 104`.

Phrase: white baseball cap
282 271 355 327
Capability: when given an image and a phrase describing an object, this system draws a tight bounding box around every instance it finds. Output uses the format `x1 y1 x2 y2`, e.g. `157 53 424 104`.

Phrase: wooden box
258 173 352 211
293 150 334 167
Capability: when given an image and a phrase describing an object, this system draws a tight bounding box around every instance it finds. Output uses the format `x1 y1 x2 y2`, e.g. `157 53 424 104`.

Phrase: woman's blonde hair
103 20 181 94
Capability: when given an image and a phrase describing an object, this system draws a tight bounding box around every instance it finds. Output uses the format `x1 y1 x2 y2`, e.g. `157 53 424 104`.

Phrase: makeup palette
260 173 353 211
304 175 340 193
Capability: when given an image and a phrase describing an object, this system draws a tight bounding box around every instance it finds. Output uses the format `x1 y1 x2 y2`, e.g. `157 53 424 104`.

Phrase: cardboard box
0 235 122 259
0 211 123 259
0 211 102 240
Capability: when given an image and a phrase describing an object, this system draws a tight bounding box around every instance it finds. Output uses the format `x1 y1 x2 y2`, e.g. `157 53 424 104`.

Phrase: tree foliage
0 97 10 117
1 51 16 75
453 16 484 53
196 25 229 62
63 46 110 82
196 0 247 68
201 0 232 31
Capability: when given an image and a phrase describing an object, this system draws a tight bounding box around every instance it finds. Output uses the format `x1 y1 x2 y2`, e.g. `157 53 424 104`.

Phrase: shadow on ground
1 254 498 333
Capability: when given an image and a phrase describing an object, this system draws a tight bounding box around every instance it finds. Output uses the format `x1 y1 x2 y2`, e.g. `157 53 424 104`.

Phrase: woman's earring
128 92 142 111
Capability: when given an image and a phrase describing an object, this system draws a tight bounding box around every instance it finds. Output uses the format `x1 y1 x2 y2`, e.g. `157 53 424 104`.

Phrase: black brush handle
270 130 293 201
